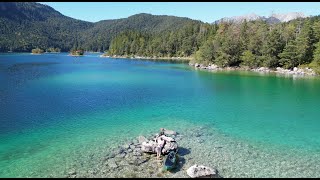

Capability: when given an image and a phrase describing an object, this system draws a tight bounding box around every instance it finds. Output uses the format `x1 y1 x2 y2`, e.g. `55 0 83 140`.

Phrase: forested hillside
0 2 202 52
79 13 204 52
0 2 93 52
107 22 215 57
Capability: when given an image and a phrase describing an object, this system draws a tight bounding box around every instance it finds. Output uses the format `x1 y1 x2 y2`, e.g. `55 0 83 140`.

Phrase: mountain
0 2 62 21
216 13 261 23
270 12 306 22
0 2 203 52
80 13 203 52
214 12 307 24
0 2 94 52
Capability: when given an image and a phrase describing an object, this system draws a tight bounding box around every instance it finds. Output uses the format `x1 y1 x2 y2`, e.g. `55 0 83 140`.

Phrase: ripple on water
1 54 320 177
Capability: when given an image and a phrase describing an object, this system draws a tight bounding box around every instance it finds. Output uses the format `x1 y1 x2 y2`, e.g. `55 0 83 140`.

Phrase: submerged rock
116 153 126 158
107 159 118 169
68 169 76 175
123 144 130 150
138 136 148 144
133 151 142 156
129 145 136 150
141 141 157 153
186 164 217 178
160 128 177 136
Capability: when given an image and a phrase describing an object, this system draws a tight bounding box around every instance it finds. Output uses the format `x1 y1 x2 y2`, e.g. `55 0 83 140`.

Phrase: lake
0 53 320 177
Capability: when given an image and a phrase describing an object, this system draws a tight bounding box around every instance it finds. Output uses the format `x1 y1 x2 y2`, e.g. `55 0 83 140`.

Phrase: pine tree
279 40 298 69
262 27 284 68
240 50 256 68
295 19 314 65
313 41 320 65
195 39 215 65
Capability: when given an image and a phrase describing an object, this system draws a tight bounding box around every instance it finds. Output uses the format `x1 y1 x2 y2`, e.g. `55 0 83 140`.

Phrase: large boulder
160 135 175 142
156 134 178 154
200 64 207 69
162 140 178 154
141 140 157 153
208 64 218 70
141 132 179 155
186 164 217 178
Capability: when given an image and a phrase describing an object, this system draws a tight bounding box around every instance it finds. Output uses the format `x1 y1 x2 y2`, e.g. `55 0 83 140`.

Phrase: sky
39 2 320 23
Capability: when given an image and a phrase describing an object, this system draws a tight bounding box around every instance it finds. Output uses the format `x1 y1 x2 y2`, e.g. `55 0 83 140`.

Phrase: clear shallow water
0 53 320 177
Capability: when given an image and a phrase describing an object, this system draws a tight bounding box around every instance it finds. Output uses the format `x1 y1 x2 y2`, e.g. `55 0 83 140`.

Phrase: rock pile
141 128 178 156
65 127 221 178
189 62 317 77
275 67 316 76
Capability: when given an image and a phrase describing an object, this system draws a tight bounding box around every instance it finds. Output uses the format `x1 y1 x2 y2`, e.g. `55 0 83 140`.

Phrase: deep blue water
1 53 320 177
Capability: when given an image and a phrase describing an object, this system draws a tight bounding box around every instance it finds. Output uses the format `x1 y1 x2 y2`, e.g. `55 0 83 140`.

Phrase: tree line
107 16 320 71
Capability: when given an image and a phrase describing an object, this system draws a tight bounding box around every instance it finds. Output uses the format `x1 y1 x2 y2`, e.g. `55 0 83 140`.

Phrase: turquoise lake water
0 53 320 177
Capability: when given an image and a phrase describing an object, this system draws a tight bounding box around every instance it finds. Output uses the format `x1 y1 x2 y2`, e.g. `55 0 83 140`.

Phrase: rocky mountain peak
215 12 307 24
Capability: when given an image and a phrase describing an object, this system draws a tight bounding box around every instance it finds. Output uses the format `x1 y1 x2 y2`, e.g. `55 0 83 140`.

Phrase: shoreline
100 54 318 77
5 52 319 77
68 54 84 57
100 54 192 61
189 62 318 77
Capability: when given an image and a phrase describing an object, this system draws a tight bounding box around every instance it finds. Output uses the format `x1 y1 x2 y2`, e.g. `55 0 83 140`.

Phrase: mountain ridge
0 3 203 52
214 12 307 24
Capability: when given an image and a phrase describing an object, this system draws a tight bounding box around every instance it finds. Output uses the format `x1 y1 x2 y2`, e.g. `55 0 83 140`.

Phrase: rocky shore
189 62 318 77
100 54 192 61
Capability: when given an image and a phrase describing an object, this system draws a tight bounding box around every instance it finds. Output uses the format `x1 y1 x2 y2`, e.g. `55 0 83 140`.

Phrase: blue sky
39 2 320 23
